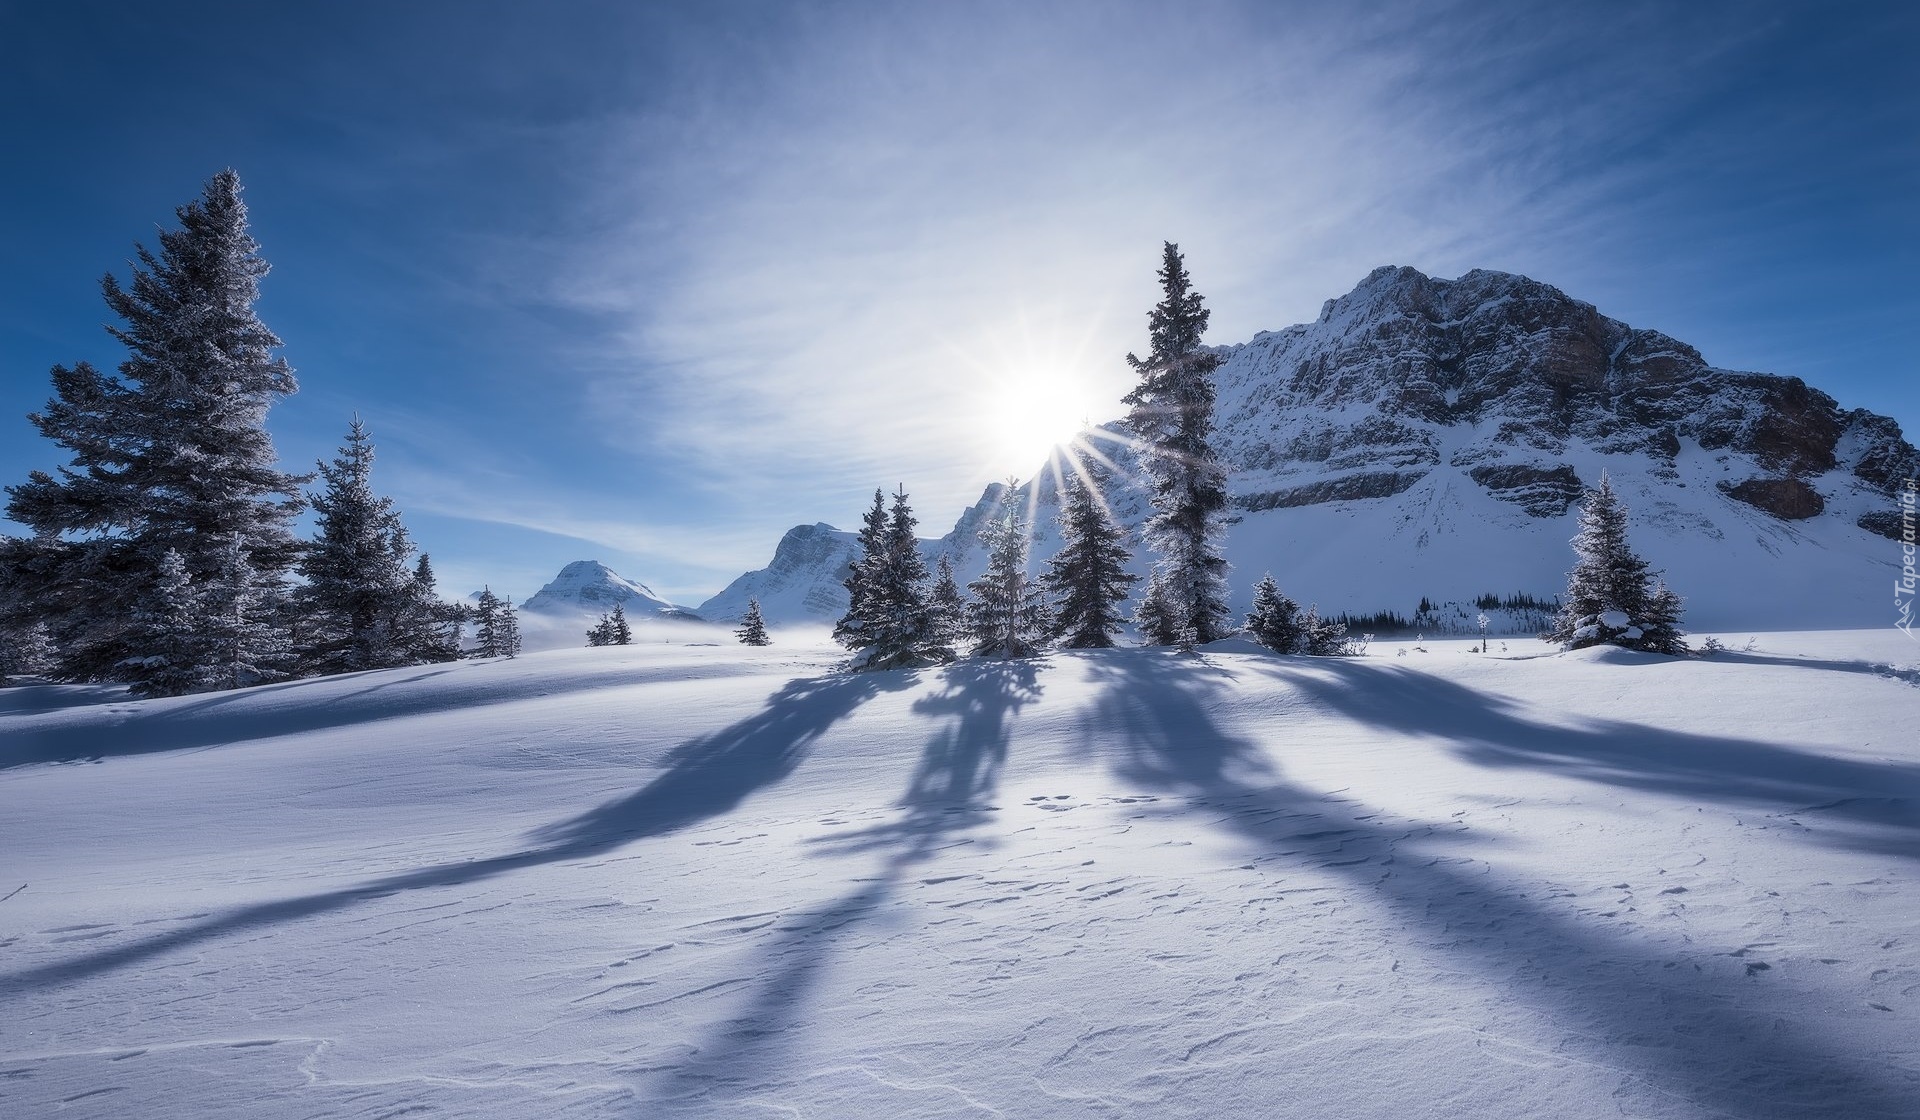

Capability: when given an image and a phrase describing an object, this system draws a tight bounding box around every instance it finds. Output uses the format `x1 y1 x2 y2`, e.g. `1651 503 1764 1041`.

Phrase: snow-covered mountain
520 560 699 621
705 267 1915 632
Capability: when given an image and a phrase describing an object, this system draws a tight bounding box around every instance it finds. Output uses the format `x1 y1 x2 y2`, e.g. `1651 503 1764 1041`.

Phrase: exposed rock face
1857 510 1912 541
1212 266 1914 517
1722 477 1825 520
1465 464 1586 518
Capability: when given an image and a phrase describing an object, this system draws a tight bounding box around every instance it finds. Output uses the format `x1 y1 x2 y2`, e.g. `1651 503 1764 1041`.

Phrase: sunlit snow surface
3 631 1917 1117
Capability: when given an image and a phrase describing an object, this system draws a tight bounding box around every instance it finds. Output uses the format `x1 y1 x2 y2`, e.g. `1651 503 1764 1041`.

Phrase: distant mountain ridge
703 266 1914 633
520 560 700 621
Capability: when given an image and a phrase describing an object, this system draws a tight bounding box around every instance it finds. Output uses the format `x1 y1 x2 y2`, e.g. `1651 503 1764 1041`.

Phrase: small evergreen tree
1045 471 1137 649
200 536 292 689
123 550 203 697
472 587 505 657
833 488 889 651
736 598 771 646
1301 605 1354 657
966 486 1049 659
928 554 966 648
587 613 613 647
1134 570 1191 649
1246 573 1303 653
1123 242 1231 646
397 554 463 662
608 601 632 645
297 419 423 674
498 600 522 658
1548 473 1672 651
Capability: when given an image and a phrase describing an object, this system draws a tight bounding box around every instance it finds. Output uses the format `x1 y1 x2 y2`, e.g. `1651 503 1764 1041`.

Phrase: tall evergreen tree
833 488 889 651
1547 473 1679 651
1245 573 1302 653
967 487 1049 659
297 419 423 673
1045 471 1137 648
607 601 633 646
929 554 966 648
736 598 771 646
587 613 613 647
2 170 306 683
1122 242 1231 645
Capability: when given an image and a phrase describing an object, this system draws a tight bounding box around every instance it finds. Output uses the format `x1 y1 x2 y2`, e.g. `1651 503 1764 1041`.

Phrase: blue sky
2 0 1914 603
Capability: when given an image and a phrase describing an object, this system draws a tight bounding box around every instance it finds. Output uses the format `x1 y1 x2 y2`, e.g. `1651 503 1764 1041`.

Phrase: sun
988 371 1102 473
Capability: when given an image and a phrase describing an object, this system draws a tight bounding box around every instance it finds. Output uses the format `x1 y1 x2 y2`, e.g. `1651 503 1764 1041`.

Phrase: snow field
2 632 1917 1117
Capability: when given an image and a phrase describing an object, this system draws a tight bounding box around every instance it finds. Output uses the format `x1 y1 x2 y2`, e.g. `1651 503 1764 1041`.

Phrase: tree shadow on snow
636 658 1042 1112
0 660 756 771
0 669 903 996
1252 656 1920 859
1072 651 1915 1118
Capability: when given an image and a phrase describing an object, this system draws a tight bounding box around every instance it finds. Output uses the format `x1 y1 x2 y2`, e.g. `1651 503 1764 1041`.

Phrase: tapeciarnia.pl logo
1898 478 1917 639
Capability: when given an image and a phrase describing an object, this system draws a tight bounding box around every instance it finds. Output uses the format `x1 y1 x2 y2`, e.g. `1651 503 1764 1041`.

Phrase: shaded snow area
3 632 1919 1117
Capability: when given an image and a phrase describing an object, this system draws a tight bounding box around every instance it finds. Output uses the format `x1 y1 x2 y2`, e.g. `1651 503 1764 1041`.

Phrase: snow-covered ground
3 630 1917 1117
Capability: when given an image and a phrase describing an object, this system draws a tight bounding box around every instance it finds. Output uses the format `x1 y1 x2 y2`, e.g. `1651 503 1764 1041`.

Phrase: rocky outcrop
1212 266 1913 520
1721 477 1825 520
1465 464 1585 518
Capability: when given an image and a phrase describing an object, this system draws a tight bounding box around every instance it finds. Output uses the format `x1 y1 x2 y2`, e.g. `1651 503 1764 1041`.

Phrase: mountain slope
707 267 1914 632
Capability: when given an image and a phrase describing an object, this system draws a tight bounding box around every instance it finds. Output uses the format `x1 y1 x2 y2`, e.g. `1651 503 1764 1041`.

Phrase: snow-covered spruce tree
399 554 464 662
832 488 889 651
966 486 1050 659
2 170 305 684
587 613 612 647
498 600 522 658
928 554 966 649
608 602 632 646
472 588 505 657
1246 573 1303 654
1044 471 1137 649
736 598 771 646
200 535 293 690
1547 473 1673 651
853 487 949 670
1122 242 1231 646
1133 570 1191 650
1300 605 1354 657
1637 578 1689 655
296 419 427 674
122 550 204 697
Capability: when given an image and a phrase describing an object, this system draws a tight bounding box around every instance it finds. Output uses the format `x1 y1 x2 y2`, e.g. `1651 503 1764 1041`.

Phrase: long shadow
1703 649 1920 686
637 659 1042 1111
0 658 760 771
1253 656 1920 857
0 670 900 997
1079 651 1916 1118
